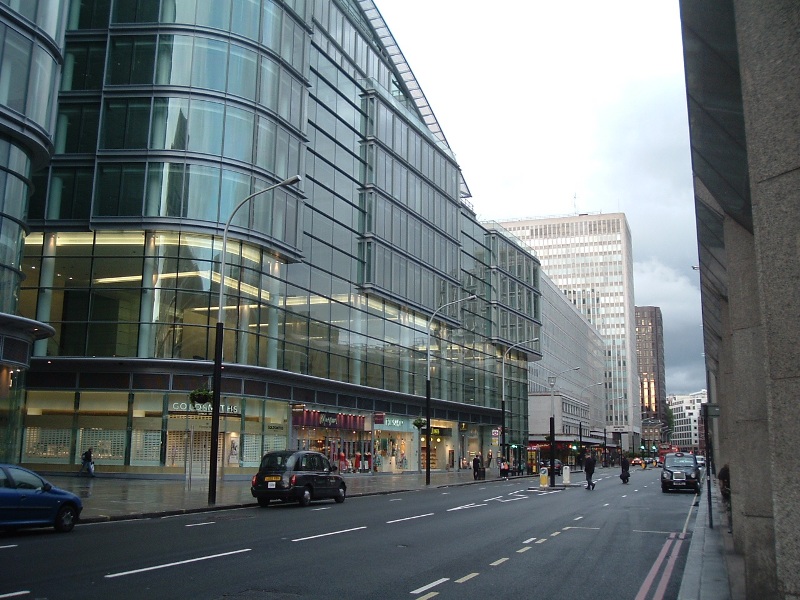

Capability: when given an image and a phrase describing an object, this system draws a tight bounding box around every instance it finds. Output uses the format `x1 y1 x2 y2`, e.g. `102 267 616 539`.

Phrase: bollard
539 467 548 487
562 465 570 485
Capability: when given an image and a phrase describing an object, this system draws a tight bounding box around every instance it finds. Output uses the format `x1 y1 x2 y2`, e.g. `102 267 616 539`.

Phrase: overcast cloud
374 1 705 393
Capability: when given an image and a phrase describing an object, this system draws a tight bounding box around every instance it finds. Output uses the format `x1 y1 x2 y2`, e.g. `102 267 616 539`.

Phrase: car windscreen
665 457 695 468
259 452 294 472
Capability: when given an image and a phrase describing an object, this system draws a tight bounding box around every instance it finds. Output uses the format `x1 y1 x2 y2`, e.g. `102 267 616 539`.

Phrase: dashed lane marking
410 578 449 595
517 546 532 553
455 573 479 583
490 558 510 566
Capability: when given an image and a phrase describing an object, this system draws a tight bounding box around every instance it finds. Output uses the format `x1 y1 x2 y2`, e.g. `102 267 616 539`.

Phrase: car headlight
662 471 672 480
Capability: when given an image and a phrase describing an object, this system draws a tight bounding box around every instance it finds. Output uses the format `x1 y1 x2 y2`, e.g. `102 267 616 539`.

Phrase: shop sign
375 417 406 430
293 409 365 431
374 412 385 424
170 401 240 414
266 423 286 433
429 427 452 437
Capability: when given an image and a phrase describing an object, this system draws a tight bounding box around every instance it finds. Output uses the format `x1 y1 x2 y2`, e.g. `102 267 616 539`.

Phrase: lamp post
501 338 538 466
425 294 476 485
209 175 301 504
547 367 580 487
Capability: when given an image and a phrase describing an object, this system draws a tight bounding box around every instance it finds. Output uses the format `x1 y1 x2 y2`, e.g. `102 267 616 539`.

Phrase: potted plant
189 386 212 407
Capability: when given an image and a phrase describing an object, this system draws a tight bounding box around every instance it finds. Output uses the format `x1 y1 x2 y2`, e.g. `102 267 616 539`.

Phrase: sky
373 1 705 394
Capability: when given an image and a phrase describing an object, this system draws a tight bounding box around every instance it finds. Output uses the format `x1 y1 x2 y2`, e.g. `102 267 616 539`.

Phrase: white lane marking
185 522 214 527
563 526 600 530
550 531 561 537
311 506 331 511
535 539 547 544
105 549 251 578
604 503 610 507
634 530 673 534
417 593 438 600
0 544 19 550
0 592 30 598
387 513 434 524
517 546 531 553
456 573 479 583
390 498 403 502
410 578 449 594
523 537 537 543
292 526 367 541
574 516 584 521
622 495 628 498
490 558 509 566
484 496 503 502
448 503 487 511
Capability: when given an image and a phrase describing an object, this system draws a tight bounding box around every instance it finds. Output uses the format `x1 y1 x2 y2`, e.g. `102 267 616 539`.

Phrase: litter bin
477 467 486 480
539 467 548 487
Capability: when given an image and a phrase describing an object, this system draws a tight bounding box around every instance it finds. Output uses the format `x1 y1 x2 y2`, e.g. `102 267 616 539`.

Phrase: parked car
0 464 83 533
661 452 702 493
251 450 346 507
538 458 563 476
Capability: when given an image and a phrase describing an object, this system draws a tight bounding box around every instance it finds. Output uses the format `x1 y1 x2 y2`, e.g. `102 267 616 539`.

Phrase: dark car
539 458 563 476
0 464 83 532
251 450 346 507
661 452 702 493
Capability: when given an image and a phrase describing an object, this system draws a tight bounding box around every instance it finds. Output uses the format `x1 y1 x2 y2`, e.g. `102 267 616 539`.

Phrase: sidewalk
43 466 740 599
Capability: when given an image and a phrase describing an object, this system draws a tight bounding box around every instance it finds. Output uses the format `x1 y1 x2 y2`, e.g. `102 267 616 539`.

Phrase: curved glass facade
15 0 542 475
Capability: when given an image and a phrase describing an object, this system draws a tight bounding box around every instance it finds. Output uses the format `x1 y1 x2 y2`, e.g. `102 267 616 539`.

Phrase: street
1 468 698 599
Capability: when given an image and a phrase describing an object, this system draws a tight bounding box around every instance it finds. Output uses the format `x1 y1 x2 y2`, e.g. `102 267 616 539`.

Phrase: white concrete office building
499 213 641 452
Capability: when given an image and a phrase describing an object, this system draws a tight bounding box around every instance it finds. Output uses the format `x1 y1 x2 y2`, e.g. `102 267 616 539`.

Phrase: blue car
0 464 83 533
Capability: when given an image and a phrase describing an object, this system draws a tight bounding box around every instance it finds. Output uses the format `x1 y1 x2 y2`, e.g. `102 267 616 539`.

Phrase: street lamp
547 366 580 487
425 294 476 485
209 175 301 504
501 338 538 465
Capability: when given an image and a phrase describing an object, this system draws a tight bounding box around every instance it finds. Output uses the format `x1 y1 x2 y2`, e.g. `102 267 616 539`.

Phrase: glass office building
10 0 542 475
0 0 65 462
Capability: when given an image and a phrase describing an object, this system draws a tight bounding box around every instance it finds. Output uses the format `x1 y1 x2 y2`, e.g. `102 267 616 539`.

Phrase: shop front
373 412 416 472
291 408 372 472
420 422 458 471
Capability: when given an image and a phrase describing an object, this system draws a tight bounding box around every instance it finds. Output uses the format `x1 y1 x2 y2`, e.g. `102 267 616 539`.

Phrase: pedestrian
79 447 95 477
718 463 732 532
584 453 596 490
472 454 481 480
620 455 630 483
500 456 509 480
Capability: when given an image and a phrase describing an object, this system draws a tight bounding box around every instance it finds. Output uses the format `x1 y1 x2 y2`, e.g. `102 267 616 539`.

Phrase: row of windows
33 162 301 248
0 22 59 128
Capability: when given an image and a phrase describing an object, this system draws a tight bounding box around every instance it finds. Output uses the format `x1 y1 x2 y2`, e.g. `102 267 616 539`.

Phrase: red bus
657 444 680 466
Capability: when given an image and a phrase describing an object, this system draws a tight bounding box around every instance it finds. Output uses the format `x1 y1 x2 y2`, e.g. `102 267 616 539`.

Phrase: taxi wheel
299 486 312 507
257 497 270 507
334 484 346 503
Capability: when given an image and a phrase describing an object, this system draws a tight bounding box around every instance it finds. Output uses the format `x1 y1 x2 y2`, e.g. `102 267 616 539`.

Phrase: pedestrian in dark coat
584 454 596 490
472 454 481 480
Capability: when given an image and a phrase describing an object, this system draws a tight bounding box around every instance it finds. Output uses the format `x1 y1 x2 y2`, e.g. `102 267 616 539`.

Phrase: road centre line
292 526 367 541
517 546 531 553
0 592 29 599
410 578 449 594
535 539 547 544
490 558 509 566
523 537 537 543
105 548 251 578
185 522 214 527
387 513 434 524
0 544 18 550
550 531 561 537
455 573 479 583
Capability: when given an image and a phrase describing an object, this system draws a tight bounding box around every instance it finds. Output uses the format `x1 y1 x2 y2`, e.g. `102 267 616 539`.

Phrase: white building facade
667 390 708 452
498 213 641 452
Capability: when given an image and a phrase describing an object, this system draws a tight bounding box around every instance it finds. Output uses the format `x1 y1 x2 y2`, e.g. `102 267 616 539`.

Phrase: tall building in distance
499 213 641 452
667 390 707 453
4 0 544 476
635 306 667 423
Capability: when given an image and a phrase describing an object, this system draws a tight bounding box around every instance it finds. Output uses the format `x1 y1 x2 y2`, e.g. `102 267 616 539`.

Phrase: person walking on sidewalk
472 454 481 480
79 447 95 477
584 453 596 490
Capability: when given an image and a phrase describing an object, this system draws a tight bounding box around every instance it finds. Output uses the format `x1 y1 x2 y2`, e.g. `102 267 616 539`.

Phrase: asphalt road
1 469 699 599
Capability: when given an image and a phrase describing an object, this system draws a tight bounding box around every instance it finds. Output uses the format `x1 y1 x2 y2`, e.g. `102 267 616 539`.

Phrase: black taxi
251 450 346 507
660 452 702 493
